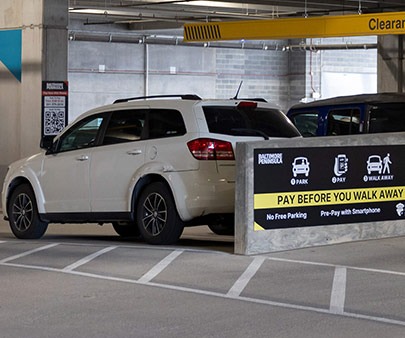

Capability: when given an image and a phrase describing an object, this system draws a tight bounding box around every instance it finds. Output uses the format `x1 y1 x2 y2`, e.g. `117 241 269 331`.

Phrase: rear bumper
168 169 235 221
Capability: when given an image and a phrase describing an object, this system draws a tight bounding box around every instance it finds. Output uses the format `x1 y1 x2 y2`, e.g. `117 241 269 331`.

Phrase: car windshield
203 105 301 138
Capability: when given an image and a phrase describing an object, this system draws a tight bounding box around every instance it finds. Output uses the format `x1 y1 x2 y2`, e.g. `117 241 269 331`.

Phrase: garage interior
1 0 405 189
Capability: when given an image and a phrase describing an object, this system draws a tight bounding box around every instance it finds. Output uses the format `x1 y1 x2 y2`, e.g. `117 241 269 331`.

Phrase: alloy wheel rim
141 192 167 236
12 193 34 232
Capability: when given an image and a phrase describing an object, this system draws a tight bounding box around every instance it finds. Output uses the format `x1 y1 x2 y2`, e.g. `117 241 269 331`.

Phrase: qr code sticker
44 108 66 135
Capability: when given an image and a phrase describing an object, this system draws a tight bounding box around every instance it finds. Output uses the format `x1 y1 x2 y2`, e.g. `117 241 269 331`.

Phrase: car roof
79 96 281 116
66 95 283 129
288 92 405 111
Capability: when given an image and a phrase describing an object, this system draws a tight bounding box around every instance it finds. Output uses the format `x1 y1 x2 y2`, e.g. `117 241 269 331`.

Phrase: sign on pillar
41 81 69 139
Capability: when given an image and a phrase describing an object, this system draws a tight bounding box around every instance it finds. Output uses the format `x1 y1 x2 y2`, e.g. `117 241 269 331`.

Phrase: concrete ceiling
68 0 405 31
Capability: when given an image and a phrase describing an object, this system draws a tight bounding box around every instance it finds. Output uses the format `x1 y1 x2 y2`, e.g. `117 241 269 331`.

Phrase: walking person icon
383 153 392 174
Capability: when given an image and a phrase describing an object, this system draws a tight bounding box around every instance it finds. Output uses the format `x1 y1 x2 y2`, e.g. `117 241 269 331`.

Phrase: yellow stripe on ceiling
184 11 405 41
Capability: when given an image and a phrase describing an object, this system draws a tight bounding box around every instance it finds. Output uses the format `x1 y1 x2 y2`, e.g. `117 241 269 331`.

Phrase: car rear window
368 103 405 133
203 105 301 138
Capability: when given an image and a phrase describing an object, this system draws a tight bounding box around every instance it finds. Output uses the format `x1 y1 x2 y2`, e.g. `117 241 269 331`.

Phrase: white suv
2 95 300 244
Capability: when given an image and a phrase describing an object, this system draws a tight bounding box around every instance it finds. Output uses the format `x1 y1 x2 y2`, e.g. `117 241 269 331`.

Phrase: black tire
208 215 235 236
8 184 48 239
136 182 184 245
112 221 141 238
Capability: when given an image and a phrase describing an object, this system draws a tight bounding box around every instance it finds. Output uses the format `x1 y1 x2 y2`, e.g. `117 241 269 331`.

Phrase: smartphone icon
334 154 348 176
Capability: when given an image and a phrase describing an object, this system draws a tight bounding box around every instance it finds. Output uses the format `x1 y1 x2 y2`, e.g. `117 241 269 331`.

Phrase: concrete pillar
0 0 67 191
288 39 307 108
43 0 68 81
377 35 405 92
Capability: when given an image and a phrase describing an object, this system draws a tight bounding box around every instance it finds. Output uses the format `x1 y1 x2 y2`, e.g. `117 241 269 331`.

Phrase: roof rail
113 94 202 104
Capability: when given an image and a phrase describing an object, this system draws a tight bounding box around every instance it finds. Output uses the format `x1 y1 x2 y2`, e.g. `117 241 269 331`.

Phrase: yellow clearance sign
184 11 405 42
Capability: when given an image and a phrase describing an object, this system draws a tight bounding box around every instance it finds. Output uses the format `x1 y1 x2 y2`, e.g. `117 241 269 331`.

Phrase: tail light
237 101 257 109
187 138 235 160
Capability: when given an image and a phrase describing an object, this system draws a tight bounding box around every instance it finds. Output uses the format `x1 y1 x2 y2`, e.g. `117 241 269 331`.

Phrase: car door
90 109 147 212
40 114 105 213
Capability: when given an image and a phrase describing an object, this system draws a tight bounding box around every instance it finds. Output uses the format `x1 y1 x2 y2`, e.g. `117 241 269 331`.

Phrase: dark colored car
287 93 405 137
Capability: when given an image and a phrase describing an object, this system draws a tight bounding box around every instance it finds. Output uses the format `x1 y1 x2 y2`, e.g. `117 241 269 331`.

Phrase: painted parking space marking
138 249 184 283
62 246 118 272
226 256 265 297
3 257 405 327
329 267 347 314
1 241 405 327
0 243 59 264
266 256 405 277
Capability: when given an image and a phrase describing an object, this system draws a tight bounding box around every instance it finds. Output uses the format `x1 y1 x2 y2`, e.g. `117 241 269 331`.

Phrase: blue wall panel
0 29 22 82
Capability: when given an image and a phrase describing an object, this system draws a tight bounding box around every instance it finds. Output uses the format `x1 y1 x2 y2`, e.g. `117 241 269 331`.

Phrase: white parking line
0 241 6 244
0 243 59 264
1 245 405 327
266 256 405 277
330 266 347 314
71 269 405 327
62 246 118 272
226 257 266 297
138 250 184 283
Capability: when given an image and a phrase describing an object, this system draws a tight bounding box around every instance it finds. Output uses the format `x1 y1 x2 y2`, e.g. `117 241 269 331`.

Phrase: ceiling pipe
68 30 377 51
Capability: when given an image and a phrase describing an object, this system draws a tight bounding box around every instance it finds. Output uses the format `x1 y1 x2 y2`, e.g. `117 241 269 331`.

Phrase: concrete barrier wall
235 132 405 255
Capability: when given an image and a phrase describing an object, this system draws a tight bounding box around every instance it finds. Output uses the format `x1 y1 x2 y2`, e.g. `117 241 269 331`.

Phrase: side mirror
40 135 56 152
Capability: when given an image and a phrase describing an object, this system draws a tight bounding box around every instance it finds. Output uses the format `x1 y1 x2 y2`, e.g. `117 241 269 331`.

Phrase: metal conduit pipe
286 43 377 51
68 30 377 51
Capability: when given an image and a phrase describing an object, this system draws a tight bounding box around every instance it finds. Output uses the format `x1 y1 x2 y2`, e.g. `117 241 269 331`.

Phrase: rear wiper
231 128 269 140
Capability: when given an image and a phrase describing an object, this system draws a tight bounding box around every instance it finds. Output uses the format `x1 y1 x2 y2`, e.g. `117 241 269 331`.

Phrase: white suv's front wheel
136 182 184 245
8 184 48 239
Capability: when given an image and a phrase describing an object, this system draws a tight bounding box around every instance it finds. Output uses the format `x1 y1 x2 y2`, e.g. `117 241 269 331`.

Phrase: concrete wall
0 0 67 205
68 32 379 121
0 0 43 188
303 36 377 101
68 28 306 121
377 35 405 92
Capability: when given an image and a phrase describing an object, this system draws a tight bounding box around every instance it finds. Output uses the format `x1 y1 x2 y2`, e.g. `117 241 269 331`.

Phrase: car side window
289 112 318 137
57 115 104 152
102 110 146 145
327 108 361 136
148 109 186 139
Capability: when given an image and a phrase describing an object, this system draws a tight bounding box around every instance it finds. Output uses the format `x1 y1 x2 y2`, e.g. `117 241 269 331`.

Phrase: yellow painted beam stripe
254 222 265 231
184 11 405 42
254 186 405 209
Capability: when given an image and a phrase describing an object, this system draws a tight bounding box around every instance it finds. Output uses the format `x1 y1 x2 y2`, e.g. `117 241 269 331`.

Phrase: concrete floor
1 214 405 337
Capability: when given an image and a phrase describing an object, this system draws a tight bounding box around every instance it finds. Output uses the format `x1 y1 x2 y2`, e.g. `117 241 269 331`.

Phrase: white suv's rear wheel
8 184 48 239
136 182 184 245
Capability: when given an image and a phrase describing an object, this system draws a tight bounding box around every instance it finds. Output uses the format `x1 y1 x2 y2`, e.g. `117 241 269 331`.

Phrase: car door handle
126 149 142 156
76 155 89 161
